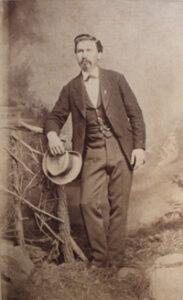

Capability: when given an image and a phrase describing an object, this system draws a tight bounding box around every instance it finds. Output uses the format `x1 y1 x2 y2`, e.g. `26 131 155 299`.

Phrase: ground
2 121 183 299
3 210 183 300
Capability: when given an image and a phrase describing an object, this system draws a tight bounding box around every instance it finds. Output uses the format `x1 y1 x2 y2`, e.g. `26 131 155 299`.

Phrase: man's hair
74 34 103 53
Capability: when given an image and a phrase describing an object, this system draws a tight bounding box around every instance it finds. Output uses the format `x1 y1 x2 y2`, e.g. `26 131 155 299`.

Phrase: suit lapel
72 73 86 118
72 68 111 118
99 68 111 111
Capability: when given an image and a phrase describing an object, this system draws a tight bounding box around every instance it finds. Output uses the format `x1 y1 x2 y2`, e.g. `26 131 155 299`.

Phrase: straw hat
42 151 82 185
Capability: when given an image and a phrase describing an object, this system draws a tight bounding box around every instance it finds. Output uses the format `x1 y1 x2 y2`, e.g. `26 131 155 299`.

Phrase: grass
5 211 183 300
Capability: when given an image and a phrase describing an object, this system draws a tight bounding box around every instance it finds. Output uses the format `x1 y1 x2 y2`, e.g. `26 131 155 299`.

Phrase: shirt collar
82 67 99 81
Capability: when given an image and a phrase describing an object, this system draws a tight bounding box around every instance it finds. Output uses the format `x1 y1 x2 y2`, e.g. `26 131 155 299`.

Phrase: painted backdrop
8 0 183 231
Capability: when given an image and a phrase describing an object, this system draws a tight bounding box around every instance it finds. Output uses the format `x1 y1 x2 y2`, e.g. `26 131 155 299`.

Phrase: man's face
75 40 101 73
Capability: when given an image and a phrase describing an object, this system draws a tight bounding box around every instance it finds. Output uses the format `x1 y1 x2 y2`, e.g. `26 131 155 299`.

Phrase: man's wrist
47 131 59 141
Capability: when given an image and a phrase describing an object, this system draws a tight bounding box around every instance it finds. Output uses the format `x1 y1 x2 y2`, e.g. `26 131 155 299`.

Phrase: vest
84 86 113 148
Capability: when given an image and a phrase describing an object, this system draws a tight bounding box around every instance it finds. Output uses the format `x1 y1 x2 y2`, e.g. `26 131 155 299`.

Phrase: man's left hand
131 148 145 170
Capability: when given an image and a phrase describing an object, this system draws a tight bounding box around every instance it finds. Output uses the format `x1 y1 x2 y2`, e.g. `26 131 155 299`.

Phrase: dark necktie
84 74 98 82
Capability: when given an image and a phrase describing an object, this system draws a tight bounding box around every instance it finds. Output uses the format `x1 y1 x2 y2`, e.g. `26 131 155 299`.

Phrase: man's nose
82 51 87 58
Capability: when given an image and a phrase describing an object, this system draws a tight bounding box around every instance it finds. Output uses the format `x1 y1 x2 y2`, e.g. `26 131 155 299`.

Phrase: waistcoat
84 85 113 148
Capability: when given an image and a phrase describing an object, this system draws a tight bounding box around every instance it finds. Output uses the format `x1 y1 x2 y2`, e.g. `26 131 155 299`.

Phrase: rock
117 267 141 280
148 253 183 300
154 253 183 267
0 239 34 286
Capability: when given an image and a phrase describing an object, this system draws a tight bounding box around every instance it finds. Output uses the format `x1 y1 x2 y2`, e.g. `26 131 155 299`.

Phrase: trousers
80 135 133 267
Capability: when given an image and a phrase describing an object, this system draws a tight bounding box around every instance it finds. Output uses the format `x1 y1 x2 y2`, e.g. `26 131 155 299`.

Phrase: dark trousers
80 135 133 267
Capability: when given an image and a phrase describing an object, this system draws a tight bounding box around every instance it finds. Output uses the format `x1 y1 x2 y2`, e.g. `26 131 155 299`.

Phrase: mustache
80 59 91 65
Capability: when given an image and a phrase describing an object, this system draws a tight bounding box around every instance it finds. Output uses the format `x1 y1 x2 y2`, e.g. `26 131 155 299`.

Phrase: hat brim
42 151 82 185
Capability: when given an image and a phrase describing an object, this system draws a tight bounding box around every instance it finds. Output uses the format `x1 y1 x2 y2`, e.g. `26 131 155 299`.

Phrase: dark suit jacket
44 68 146 165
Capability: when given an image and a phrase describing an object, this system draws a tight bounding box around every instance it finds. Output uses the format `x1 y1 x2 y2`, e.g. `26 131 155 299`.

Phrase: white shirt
82 67 99 108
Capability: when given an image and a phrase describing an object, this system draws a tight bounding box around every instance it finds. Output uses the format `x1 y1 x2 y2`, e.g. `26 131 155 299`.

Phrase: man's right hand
47 131 65 156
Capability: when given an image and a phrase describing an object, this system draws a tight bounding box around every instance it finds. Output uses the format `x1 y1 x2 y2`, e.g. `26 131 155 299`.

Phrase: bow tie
84 74 98 82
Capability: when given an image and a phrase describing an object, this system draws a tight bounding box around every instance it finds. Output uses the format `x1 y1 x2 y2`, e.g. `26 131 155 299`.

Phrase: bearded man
44 34 146 268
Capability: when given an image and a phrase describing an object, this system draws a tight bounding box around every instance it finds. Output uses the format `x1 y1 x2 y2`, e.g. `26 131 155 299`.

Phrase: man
44 34 146 268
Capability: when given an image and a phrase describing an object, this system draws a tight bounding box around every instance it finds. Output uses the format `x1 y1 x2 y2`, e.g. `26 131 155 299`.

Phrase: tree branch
70 237 88 262
35 213 64 244
35 213 88 262
20 121 43 133
2 147 34 176
11 132 43 156
0 186 64 223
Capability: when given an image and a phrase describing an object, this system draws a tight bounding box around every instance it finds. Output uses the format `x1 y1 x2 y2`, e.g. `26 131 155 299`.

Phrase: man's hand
47 131 65 156
131 148 145 170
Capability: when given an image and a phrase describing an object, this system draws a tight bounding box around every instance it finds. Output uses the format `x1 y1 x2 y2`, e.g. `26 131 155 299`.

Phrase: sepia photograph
0 0 183 299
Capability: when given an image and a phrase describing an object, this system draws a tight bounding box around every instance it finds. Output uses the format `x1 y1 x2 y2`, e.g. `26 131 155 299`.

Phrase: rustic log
20 122 88 262
57 185 75 262
10 134 27 255
5 121 88 263
2 183 88 261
